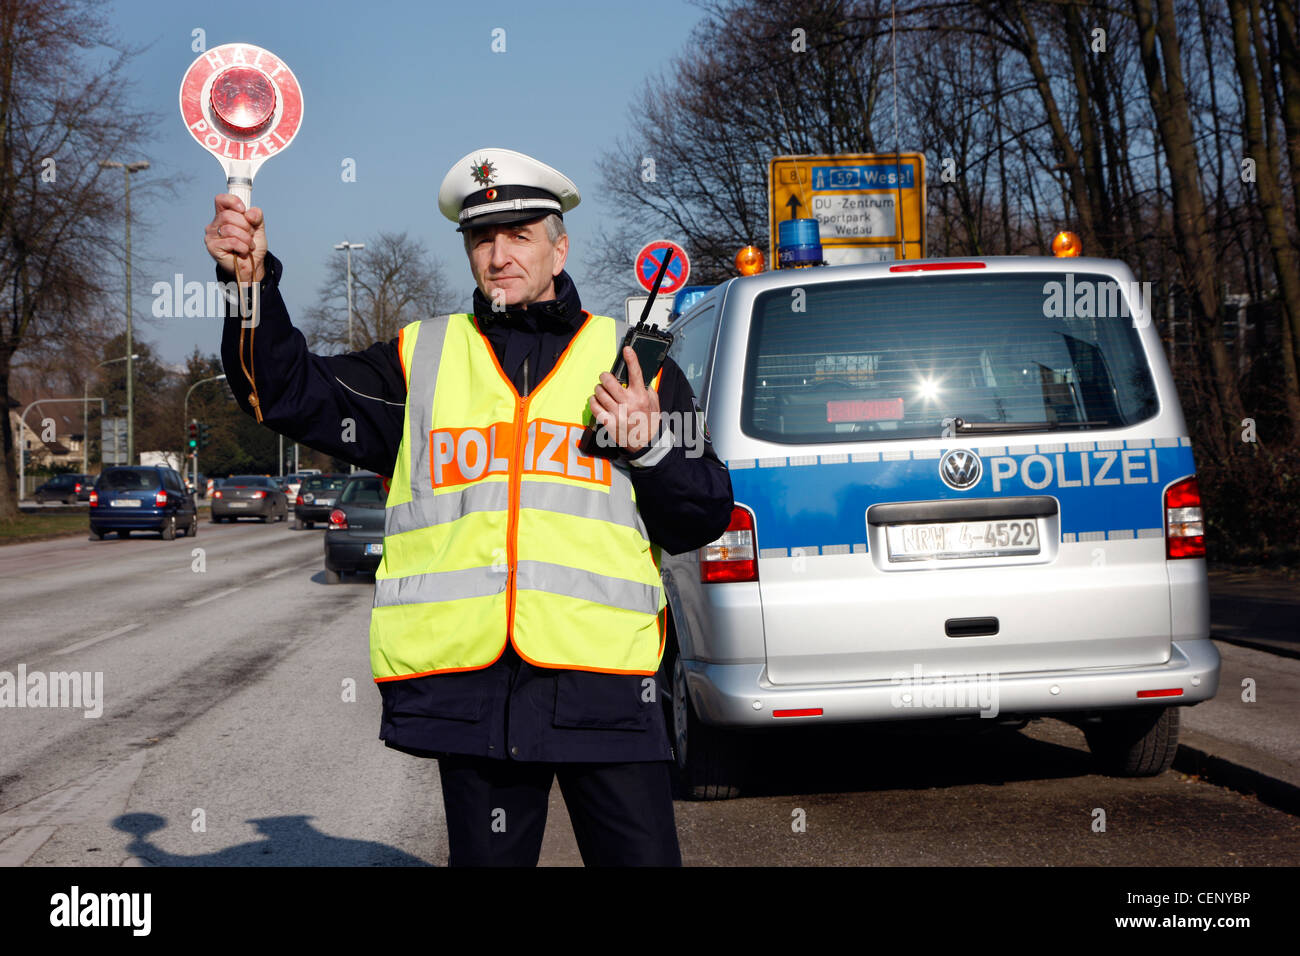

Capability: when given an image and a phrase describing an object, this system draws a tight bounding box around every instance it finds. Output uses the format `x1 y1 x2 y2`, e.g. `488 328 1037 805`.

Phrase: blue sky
107 0 704 366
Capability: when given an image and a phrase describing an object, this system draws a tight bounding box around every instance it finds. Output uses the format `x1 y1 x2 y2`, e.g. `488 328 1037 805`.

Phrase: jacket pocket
552 670 651 731
381 673 485 722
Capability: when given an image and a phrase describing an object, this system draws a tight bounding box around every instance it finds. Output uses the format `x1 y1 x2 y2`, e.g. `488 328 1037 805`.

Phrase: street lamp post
334 241 365 350
83 353 138 475
183 374 227 490
101 159 150 465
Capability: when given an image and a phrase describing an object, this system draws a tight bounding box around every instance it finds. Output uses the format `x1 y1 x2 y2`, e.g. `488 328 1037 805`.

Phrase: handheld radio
578 250 677 458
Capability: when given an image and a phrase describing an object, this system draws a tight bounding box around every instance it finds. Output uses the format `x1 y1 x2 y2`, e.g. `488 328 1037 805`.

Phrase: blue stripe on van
726 442 1196 553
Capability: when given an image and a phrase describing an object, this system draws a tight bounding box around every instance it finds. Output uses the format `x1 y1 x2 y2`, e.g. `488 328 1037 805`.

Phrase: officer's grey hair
463 213 566 255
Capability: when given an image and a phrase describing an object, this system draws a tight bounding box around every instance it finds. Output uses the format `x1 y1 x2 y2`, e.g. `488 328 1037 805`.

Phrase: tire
324 568 341 585
161 515 176 540
187 517 198 538
90 526 104 540
671 652 744 800
293 517 303 530
117 530 130 539
304 520 314 530
259 511 270 523
277 505 287 522
1083 706 1180 777
211 515 222 524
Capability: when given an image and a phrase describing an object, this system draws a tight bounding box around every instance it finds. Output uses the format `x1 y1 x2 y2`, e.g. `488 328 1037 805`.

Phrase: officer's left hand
590 347 660 454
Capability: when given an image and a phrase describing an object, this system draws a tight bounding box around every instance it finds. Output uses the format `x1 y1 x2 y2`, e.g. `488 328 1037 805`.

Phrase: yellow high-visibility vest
370 312 666 682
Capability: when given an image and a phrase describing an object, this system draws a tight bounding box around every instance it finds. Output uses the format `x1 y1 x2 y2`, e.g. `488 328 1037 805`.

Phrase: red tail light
296 494 304 505
1165 476 1205 559
89 491 98 506
214 489 223 499
74 482 82 493
329 509 348 530
701 506 757 582
155 490 167 507
251 490 266 499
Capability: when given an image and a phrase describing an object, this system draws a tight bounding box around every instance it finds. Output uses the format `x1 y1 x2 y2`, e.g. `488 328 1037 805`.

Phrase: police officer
206 147 733 866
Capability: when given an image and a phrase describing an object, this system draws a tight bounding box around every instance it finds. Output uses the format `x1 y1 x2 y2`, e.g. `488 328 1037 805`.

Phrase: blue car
89 466 198 540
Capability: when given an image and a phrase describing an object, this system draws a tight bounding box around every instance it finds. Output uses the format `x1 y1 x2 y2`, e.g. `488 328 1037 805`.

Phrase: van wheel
161 515 176 540
324 569 341 585
1084 706 1180 776
90 527 104 540
671 654 744 800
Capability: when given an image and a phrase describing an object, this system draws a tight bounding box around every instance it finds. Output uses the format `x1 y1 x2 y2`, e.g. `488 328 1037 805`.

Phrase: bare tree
0 0 162 518
303 232 454 353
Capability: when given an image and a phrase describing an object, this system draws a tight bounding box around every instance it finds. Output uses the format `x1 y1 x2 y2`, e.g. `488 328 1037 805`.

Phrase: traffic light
188 421 198 449
199 423 211 449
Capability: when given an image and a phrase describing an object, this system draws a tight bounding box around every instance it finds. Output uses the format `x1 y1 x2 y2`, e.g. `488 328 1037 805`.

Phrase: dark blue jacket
219 253 733 762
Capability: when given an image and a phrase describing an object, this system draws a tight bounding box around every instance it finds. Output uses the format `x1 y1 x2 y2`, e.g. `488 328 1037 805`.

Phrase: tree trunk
1130 0 1246 452
0 351 21 521
1271 0 1300 239
1008 0 1099 249
1230 0 1300 437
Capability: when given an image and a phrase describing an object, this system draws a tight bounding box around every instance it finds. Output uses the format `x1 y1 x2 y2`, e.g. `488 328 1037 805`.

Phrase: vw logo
940 448 982 490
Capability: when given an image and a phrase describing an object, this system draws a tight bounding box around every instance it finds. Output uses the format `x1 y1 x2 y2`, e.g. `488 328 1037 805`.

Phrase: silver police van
658 255 1219 799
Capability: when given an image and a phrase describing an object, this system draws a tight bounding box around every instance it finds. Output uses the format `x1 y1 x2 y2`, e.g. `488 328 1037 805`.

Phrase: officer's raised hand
204 193 267 283
590 346 661 454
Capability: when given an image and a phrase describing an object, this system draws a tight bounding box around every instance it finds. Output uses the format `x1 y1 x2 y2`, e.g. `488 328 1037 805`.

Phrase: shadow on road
703 719 1098 800
111 812 431 866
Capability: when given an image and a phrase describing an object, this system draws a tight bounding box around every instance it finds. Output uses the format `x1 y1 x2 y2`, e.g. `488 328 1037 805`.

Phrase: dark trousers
437 754 682 866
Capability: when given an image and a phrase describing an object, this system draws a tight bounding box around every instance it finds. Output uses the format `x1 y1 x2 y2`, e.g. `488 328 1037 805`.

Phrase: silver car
661 256 1219 799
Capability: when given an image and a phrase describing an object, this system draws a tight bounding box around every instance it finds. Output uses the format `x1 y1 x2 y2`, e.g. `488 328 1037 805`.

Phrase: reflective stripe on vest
369 312 666 681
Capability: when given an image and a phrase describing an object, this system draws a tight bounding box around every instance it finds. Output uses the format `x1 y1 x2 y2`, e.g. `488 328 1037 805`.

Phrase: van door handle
945 617 999 637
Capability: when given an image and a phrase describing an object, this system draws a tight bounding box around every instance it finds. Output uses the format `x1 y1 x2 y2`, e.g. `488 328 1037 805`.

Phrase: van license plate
109 499 141 508
886 520 1039 561
365 543 383 556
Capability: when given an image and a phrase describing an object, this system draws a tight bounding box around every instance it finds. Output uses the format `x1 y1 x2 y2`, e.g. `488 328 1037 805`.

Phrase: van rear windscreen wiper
940 417 1111 435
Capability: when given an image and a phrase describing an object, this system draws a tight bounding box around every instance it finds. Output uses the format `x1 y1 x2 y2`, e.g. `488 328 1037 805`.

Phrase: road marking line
184 587 242 608
56 622 142 656
265 560 327 579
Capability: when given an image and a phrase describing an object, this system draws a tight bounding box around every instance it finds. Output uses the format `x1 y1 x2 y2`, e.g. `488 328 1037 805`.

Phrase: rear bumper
212 500 272 518
685 638 1220 726
325 533 382 572
90 508 169 530
295 504 334 522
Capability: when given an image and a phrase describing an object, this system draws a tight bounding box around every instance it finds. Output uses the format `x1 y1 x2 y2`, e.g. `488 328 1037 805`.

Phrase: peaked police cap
438 148 581 233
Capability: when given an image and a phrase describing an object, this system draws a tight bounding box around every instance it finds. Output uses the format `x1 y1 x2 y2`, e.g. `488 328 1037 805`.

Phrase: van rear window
742 272 1158 444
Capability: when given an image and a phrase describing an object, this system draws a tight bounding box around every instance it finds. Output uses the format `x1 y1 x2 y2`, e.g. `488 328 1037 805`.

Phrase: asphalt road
0 522 1296 866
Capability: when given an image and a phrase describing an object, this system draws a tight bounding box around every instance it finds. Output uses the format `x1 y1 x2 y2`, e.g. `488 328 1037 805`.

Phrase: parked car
89 466 198 539
323 472 385 583
210 475 289 523
293 473 348 529
33 473 94 504
658 253 1219 799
